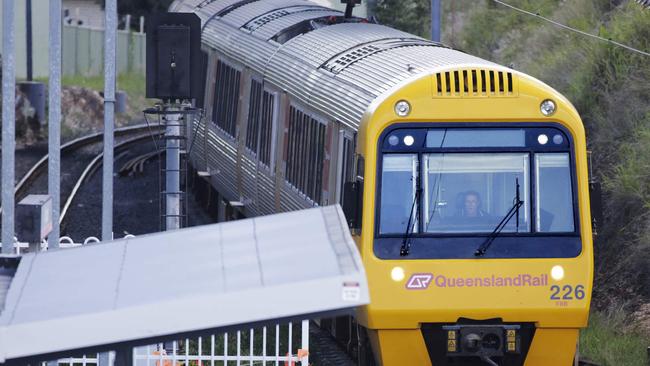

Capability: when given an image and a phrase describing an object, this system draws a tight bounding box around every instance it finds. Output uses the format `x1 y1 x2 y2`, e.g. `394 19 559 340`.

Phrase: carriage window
259 90 276 167
212 60 241 137
246 79 262 153
380 154 418 234
421 153 530 233
286 106 325 203
536 153 575 232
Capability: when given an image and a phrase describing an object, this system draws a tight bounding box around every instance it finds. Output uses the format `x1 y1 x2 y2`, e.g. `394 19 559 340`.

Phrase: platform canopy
0 205 368 364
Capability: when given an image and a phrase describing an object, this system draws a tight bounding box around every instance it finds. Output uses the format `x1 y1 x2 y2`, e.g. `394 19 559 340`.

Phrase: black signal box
146 13 201 100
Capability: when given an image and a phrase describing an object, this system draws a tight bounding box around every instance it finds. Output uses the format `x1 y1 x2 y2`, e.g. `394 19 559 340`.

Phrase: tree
374 0 431 38
97 0 174 30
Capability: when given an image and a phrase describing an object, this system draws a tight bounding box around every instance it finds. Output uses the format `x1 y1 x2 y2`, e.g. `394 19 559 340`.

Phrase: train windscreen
378 126 576 237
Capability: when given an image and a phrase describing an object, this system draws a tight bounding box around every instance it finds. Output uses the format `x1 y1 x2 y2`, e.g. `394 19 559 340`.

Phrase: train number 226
550 284 585 300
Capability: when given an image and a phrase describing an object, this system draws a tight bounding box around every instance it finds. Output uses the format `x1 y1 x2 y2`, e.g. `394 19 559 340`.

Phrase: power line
490 0 650 57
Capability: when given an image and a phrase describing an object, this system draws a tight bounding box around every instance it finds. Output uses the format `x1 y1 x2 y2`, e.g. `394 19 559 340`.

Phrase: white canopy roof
0 205 368 363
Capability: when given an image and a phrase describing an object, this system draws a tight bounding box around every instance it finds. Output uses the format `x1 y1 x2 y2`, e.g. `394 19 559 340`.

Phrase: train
169 0 595 365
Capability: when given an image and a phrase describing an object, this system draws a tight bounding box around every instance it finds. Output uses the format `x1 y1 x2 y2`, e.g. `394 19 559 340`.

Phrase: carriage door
336 129 355 204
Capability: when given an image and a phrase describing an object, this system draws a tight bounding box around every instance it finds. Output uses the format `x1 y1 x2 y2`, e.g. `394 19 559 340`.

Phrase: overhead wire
490 0 650 57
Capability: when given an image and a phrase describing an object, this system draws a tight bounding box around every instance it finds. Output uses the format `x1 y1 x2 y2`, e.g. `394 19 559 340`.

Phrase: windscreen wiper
474 178 524 257
400 187 421 257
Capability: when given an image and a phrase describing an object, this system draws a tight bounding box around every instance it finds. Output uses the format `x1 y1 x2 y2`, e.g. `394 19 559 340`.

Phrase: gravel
62 140 214 241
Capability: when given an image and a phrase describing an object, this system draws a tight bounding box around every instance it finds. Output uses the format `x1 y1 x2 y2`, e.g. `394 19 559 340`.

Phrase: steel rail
60 133 162 224
0 124 162 215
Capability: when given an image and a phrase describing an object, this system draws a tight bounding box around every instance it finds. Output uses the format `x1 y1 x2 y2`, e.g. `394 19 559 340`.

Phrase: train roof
170 0 499 130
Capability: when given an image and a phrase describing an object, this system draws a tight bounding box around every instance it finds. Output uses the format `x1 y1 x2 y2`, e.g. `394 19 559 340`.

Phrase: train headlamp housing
388 135 399 146
540 99 556 116
395 100 411 117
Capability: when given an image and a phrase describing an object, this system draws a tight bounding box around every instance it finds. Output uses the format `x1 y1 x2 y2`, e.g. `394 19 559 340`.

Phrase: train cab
354 67 594 366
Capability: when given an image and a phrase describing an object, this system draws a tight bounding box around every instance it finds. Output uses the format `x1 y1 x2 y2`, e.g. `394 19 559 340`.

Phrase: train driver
460 191 488 218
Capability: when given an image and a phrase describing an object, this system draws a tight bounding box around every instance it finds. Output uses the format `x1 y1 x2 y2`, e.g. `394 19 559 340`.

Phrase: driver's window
423 153 530 233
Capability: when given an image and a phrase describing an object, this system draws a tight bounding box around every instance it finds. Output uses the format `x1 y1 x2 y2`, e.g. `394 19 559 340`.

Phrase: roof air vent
322 38 444 74
242 6 329 32
433 69 516 98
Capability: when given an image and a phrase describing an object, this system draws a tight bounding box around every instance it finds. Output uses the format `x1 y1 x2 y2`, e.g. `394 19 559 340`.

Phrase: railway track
0 124 162 240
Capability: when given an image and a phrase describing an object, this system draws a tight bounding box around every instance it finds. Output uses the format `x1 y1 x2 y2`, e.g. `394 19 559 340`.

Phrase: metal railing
51 321 310 366
132 324 310 366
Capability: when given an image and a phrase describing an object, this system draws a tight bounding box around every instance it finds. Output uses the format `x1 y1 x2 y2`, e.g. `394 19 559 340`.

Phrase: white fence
53 323 310 366
62 25 146 77
1 236 310 366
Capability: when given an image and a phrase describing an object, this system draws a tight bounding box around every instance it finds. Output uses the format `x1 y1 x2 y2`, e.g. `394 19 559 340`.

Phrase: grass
580 310 649 366
61 72 153 121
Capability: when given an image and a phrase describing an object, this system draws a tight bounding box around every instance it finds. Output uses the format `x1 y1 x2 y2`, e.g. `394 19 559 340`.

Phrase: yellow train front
352 68 594 365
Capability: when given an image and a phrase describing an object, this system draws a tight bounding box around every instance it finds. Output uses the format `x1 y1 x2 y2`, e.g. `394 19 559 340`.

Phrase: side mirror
589 181 603 236
343 180 363 231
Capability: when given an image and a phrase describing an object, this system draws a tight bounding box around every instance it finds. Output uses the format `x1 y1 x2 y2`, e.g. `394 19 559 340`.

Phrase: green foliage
95 0 173 29
374 0 431 38
580 310 648 366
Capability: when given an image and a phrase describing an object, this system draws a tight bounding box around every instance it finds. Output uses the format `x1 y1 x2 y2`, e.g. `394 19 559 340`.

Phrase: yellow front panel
376 329 432 366
361 256 591 329
524 329 579 366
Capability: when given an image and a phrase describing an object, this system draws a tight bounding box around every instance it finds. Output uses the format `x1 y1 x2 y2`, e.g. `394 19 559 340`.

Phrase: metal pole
2 0 16 253
26 0 33 81
102 0 117 241
165 105 182 231
431 0 441 42
98 350 114 366
48 0 62 250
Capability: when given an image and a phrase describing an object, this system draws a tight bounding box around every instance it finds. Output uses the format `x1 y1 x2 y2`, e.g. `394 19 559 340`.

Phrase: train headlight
391 266 405 281
537 134 549 145
551 265 565 281
553 134 564 145
395 100 411 117
540 99 556 116
403 135 415 146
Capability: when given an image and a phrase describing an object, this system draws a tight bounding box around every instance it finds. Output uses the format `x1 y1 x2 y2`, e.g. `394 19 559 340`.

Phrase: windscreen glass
422 153 530 233
536 153 575 232
379 154 418 234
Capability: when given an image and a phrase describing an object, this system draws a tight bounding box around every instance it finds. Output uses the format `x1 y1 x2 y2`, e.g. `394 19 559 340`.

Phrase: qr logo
406 273 433 290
